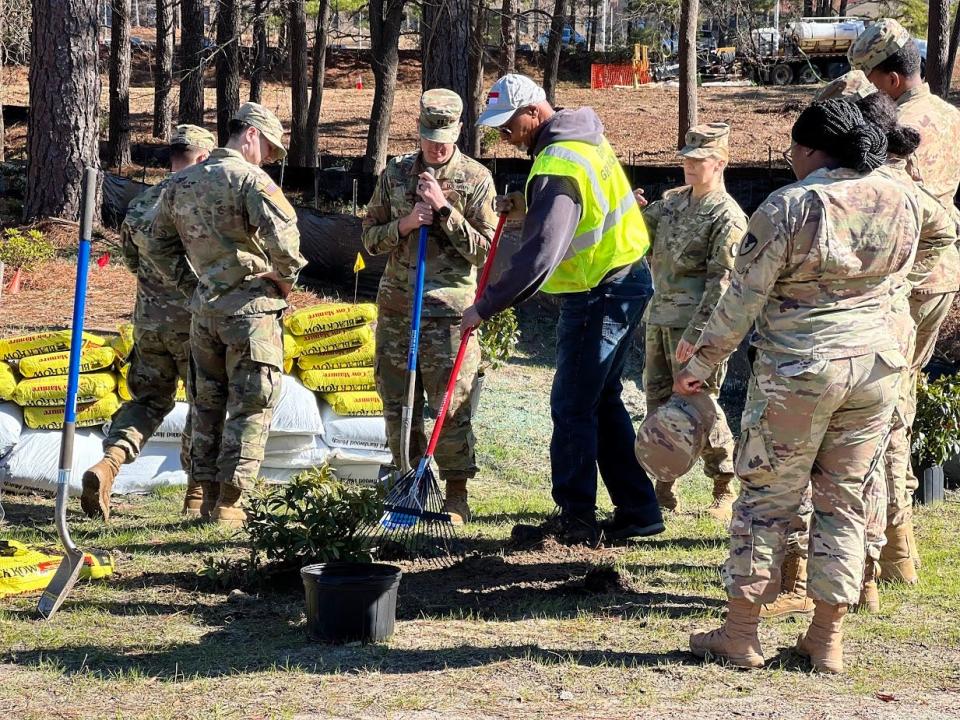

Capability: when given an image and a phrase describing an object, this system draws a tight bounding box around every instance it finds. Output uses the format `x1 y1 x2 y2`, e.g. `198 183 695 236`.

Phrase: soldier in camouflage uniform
641 122 746 522
362 89 498 525
152 103 306 527
678 100 927 673
81 124 215 522
849 18 960 584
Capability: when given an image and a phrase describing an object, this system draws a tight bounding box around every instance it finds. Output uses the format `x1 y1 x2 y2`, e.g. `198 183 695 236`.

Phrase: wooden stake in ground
677 0 699 149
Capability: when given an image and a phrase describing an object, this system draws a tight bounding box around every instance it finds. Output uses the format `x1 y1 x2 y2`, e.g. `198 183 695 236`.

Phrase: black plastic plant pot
915 465 946 506
301 562 402 644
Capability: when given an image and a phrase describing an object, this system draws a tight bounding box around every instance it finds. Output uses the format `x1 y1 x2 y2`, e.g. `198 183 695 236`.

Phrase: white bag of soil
0 403 23 458
319 402 388 452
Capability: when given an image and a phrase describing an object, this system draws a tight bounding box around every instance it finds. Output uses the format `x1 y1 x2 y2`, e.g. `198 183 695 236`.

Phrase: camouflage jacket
121 177 193 331
642 186 747 345
152 148 306 316
686 167 925 381
875 160 957 355
361 148 498 317
898 83 960 295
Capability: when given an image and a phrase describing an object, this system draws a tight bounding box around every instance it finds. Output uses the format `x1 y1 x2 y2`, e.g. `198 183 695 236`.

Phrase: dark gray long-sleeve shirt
475 108 611 319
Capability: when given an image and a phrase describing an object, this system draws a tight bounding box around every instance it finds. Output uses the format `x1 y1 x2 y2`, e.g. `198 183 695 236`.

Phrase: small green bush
0 227 55 272
478 307 520 370
912 372 960 468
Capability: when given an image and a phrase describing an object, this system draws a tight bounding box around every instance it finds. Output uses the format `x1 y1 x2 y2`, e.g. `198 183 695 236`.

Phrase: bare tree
499 0 516 75
132 0 140 25
178 0 205 125
216 0 240 144
364 0 405 174
250 0 269 103
289 0 310 164
927 0 950 97
107 0 131 169
0 0 6 162
304 0 332 165
153 0 174 138
465 0 487 154
947 6 960 96
422 0 476 152
542 0 565 105
26 0 101 220
588 0 598 53
678 0 698 148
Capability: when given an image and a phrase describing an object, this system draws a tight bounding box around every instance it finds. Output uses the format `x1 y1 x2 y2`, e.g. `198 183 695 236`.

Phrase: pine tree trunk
678 0 698 148
250 0 268 103
303 0 331 167
153 0 174 138
543 0 565 105
288 0 310 165
499 0 516 75
132 0 140 25
928 0 951 97
838 0 848 16
26 0 101 221
364 0 405 174
588 0 598 53
946 3 960 97
216 0 240 144
178 0 205 125
465 0 486 155
0 0 5 162
108 0 131 169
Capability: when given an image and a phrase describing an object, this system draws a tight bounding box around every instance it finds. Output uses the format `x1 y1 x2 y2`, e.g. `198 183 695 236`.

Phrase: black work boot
511 509 601 548
600 509 666 542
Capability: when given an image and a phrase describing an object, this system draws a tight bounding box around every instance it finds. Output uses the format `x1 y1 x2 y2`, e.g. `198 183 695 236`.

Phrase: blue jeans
550 260 661 524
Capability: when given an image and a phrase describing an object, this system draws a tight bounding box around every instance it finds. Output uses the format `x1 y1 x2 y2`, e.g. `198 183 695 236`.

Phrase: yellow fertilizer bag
23 393 121 430
298 344 375 371
283 328 301 363
118 365 186 402
322 390 384 417
296 325 374 358
17 346 117 379
0 362 16 401
300 367 376 393
285 302 377 336
0 329 106 362
0 539 114 598
110 323 135 361
13 372 117 407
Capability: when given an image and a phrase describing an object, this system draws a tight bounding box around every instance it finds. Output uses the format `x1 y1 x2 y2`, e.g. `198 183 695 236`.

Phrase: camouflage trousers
105 326 191 467
190 312 283 491
644 324 735 483
375 310 480 480
883 291 956 528
725 350 900 605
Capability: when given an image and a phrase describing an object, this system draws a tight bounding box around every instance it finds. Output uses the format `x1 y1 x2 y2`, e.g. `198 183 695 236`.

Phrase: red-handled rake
364 212 508 565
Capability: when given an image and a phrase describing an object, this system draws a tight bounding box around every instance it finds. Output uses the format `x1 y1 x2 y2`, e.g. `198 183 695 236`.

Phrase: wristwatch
438 202 453 219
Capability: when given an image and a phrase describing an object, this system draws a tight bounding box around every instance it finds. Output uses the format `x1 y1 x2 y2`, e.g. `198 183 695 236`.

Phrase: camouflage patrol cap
419 89 463 144
813 70 877 102
634 392 717 482
170 124 216 151
679 122 730 160
848 19 913 73
233 102 287 159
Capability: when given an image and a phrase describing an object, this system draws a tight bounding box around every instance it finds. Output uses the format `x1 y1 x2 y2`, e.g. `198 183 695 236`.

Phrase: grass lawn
1 321 959 719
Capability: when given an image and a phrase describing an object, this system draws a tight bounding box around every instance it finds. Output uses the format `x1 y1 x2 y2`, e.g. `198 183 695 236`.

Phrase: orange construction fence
590 62 651 89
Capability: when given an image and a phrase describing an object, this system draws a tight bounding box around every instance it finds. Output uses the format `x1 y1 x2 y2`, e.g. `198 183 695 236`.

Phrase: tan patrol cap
170 123 216 151
233 102 287 159
419 89 463 144
813 70 877 103
679 122 730 160
848 18 913 73
634 392 717 483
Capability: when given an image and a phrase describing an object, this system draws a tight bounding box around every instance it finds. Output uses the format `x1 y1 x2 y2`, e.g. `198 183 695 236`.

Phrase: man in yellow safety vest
462 74 664 547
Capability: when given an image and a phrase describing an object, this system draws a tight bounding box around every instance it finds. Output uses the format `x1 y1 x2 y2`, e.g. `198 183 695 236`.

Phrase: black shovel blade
37 547 85 620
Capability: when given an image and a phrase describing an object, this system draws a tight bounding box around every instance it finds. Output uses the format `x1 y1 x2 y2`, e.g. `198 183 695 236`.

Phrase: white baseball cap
477 74 548 127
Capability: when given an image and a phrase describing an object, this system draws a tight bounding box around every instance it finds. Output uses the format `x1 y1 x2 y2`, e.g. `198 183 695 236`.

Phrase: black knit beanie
791 99 888 172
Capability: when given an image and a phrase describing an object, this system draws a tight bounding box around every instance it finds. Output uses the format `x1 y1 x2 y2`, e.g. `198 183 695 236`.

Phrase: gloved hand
494 191 527 222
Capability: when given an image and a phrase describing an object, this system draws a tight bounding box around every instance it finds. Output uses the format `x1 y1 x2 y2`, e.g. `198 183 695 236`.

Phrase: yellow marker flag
353 253 366 274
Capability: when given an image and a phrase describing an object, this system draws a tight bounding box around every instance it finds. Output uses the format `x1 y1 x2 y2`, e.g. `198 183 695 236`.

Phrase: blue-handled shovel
37 166 98 620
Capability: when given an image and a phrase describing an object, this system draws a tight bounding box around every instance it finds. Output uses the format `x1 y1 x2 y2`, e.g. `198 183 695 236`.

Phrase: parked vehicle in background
538 25 587 51
744 17 865 85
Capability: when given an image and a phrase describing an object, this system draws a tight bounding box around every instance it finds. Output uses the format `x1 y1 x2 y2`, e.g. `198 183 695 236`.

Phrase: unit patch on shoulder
739 233 759 257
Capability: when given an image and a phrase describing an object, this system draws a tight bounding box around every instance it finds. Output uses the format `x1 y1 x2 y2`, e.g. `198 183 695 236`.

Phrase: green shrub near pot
912 372 960 503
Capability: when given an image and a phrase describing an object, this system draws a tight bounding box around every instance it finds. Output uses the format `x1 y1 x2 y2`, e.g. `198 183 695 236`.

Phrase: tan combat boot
182 478 204 518
854 556 880 614
80 446 127 521
655 481 678 513
879 521 919 584
760 552 815 618
200 481 220 521
705 475 736 524
211 484 247 528
689 597 765 669
796 601 848 674
442 478 471 526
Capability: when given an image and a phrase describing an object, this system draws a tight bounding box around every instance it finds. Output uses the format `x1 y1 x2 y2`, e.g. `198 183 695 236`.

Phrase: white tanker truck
746 17 867 85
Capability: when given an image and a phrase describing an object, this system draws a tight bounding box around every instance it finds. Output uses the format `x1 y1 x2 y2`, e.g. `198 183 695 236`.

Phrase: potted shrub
911 372 960 504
